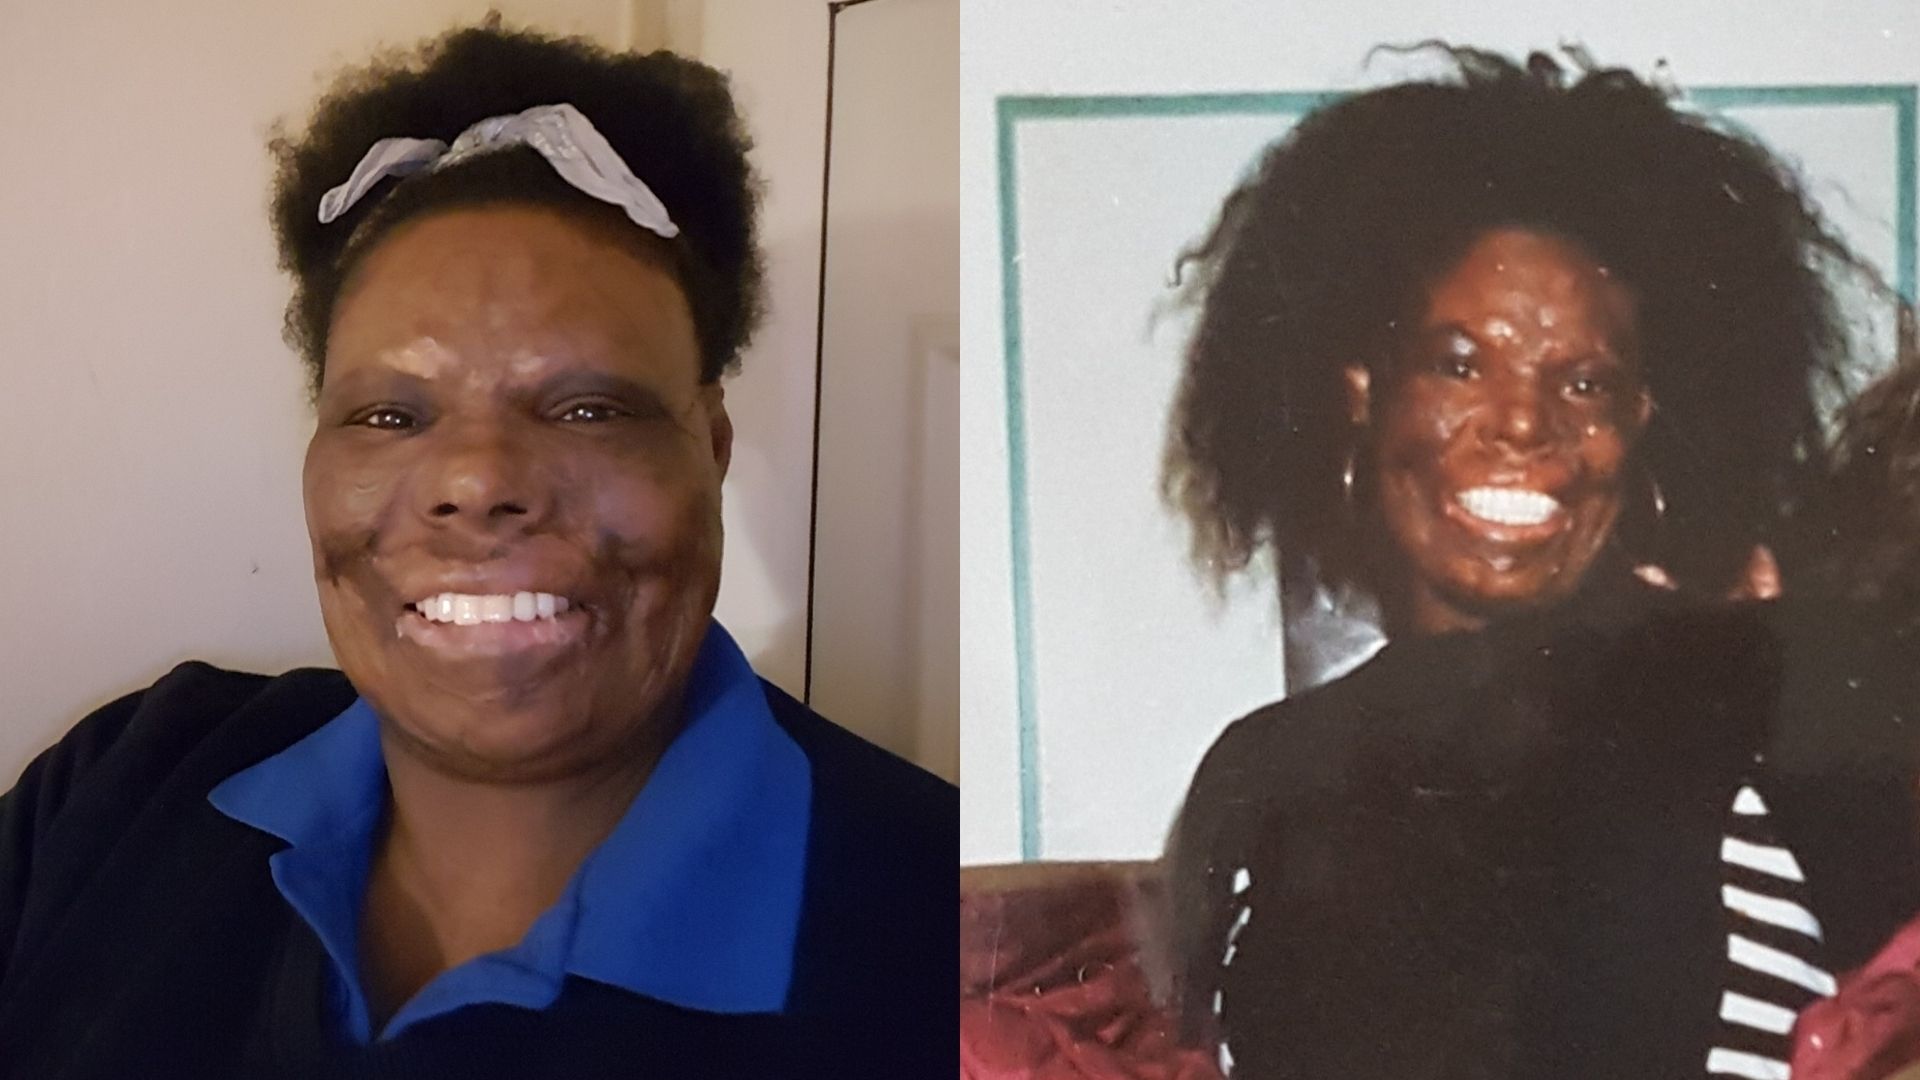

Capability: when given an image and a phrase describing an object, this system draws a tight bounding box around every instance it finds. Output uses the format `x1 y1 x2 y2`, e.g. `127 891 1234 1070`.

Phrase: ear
1342 365 1372 426
1729 544 1782 601
699 382 733 479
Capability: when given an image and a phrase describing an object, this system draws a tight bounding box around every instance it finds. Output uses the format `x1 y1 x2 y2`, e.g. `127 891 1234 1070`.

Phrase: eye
1431 333 1478 380
1565 370 1620 400
348 406 420 431
555 400 631 424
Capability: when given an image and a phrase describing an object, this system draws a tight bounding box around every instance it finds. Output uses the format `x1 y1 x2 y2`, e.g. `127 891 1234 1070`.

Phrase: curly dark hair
269 19 763 395
1804 336 1920 614
1163 44 1867 598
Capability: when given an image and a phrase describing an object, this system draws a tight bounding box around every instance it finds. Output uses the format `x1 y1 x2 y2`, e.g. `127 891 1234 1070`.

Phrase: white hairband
315 102 680 238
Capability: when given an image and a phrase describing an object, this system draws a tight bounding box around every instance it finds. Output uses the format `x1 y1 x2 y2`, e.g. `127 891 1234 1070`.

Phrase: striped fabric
1214 866 1253 1076
1709 784 1833 1079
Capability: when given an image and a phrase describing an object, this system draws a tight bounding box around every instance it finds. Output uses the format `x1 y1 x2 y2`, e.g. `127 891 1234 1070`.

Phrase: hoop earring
1645 469 1667 522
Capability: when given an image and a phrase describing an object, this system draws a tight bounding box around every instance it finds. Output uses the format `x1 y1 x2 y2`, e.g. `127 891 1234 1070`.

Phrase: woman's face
304 205 730 783
1350 227 1650 636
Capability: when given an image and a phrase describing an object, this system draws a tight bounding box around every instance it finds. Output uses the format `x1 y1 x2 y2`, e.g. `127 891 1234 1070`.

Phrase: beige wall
0 0 949 783
654 0 832 708
659 0 958 779
0 0 627 783
811 0 960 780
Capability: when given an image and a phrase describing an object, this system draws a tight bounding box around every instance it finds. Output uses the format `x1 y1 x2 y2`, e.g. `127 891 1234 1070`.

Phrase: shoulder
9 662 355 839
1167 656 1422 907
99 661 344 747
1746 597 1920 966
761 682 955 1028
85 662 350 771
1176 654 1397 837
0 663 354 987
761 680 955 845
34 662 274 778
1758 596 1920 775
1162 685 1354 986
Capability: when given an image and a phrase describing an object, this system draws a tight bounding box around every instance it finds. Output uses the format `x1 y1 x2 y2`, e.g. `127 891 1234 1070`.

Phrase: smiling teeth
415 592 571 625
1457 487 1561 527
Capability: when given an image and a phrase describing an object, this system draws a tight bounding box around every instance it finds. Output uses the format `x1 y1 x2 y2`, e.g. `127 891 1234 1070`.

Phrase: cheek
1574 424 1636 495
302 438 402 583
582 453 723 575
1373 388 1470 486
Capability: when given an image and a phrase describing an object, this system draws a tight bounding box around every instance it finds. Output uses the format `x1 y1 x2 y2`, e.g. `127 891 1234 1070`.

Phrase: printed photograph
961 3 1920 1077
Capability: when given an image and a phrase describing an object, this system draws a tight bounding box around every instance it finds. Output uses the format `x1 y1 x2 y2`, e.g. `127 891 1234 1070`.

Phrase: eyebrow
1420 321 1628 362
321 367 431 398
1400 322 1486 356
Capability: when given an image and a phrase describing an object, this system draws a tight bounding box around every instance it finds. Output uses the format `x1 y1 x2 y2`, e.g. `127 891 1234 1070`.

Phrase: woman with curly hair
1781 351 1920 1080
0 22 953 1079
1164 46 1920 1079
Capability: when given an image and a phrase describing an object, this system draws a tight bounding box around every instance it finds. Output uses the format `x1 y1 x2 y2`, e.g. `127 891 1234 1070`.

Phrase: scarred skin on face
305 204 732 785
1346 227 1651 636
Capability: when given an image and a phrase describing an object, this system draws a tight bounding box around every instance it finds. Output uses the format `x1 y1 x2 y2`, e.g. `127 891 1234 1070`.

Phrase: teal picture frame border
997 84 1918 861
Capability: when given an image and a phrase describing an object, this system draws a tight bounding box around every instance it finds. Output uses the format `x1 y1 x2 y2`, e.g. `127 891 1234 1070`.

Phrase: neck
377 739 658 910
1382 553 1644 641
358 704 677 1027
1390 589 1491 638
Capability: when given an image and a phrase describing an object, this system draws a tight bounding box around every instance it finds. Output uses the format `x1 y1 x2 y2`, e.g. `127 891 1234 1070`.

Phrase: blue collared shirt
208 621 812 1043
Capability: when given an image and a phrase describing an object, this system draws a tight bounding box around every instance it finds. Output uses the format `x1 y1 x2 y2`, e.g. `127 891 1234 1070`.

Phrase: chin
384 689 606 780
1491 564 1606 611
1438 566 1571 616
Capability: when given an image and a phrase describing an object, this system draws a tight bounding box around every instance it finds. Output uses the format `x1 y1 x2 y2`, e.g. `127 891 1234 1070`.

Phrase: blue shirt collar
209 621 812 1042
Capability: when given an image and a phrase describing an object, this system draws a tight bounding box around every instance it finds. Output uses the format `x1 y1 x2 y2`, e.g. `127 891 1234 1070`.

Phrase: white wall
658 0 831 699
669 0 958 778
960 0 1920 864
0 0 607 784
811 0 960 781
0 0 948 784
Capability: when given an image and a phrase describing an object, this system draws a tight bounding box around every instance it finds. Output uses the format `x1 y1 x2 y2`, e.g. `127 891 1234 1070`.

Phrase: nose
1487 381 1551 456
417 423 550 533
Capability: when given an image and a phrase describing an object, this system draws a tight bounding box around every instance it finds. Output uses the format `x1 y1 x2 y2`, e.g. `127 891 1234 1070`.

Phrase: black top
1168 582 1920 1079
0 663 957 1080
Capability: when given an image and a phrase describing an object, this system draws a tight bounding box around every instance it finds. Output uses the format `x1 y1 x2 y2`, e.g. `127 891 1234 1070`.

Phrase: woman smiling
0 24 953 1079
1344 224 1649 634
1164 46 1920 1079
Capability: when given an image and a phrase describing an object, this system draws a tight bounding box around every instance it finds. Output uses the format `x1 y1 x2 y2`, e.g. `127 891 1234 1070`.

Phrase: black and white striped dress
1708 784 1833 1080
1214 865 1252 1078
1208 784 1833 1079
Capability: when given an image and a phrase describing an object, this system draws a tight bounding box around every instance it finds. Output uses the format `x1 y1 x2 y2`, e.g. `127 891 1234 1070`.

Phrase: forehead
323 205 698 387
1420 227 1636 347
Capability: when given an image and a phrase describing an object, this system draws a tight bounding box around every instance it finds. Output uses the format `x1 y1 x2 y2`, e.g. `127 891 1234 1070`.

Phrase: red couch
959 861 1222 1080
964 863 1920 1080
